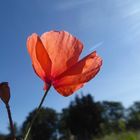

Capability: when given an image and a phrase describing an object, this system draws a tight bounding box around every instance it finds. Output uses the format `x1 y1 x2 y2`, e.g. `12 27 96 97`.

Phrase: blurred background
0 0 140 139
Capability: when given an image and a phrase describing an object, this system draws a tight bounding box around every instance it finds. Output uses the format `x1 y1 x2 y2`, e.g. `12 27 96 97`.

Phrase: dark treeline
1 94 140 140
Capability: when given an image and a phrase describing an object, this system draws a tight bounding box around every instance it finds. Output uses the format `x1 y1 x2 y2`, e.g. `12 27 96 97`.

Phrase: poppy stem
6 104 16 140
23 84 51 140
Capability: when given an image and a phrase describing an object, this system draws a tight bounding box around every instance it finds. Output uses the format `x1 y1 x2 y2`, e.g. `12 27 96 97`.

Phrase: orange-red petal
27 33 52 83
53 51 102 96
41 31 83 78
54 83 84 97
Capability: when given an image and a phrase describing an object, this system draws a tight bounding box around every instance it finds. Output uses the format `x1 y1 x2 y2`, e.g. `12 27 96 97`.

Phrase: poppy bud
0 82 10 104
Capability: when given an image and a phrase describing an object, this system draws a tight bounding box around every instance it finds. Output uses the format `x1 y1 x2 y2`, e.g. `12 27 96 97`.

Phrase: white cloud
88 41 104 52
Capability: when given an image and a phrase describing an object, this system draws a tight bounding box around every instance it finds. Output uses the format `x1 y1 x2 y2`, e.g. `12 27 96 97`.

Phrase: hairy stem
23 84 51 140
6 104 16 140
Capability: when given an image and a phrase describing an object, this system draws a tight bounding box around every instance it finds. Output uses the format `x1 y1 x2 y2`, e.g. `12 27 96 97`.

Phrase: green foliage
100 101 125 134
118 119 126 132
59 94 103 140
58 108 72 140
22 107 58 140
127 102 140 129
2 95 140 140
101 101 124 121
94 131 140 140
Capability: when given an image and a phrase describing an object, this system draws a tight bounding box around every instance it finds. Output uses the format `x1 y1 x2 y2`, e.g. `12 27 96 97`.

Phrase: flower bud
0 82 10 104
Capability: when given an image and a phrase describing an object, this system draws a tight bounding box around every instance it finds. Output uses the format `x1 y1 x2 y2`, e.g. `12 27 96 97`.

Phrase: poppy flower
27 31 102 96
0 82 10 104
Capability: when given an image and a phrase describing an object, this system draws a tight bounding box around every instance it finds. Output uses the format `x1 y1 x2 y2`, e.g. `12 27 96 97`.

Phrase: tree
127 102 140 130
22 107 57 140
59 94 103 140
58 109 72 140
101 101 125 133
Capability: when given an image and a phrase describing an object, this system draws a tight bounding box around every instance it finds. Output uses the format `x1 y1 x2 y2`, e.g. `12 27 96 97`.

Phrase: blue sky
0 0 140 133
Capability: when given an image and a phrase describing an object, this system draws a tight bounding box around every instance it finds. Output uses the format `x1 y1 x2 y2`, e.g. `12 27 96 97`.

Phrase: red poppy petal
41 31 83 78
55 83 84 97
35 36 52 79
53 51 102 96
27 33 51 83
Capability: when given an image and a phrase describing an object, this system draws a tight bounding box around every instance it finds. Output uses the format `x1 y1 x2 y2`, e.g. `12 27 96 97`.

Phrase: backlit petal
53 51 102 96
41 31 83 78
55 84 84 97
27 33 51 83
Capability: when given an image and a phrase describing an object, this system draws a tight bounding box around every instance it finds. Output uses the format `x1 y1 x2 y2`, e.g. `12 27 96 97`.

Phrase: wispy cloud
123 8 140 18
88 41 104 52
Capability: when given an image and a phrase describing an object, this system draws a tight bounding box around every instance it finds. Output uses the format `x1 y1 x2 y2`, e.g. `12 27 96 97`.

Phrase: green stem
6 104 16 140
23 84 51 140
